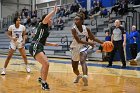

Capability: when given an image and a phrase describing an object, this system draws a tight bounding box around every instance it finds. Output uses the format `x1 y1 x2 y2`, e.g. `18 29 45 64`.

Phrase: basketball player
29 6 58 90
1 17 31 75
70 14 103 86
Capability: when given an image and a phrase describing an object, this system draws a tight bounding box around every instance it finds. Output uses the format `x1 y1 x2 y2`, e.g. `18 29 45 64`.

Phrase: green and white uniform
29 23 49 58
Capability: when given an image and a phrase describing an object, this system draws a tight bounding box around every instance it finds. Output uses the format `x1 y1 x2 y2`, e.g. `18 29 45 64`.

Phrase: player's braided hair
75 13 84 21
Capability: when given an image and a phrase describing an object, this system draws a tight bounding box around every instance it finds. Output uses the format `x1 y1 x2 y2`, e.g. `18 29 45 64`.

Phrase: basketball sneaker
26 65 31 73
73 74 82 83
129 59 137 66
82 75 88 86
41 82 50 90
37 77 42 84
1 68 6 75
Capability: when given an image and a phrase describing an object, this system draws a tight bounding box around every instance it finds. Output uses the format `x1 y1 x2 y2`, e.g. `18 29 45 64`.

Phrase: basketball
102 41 114 52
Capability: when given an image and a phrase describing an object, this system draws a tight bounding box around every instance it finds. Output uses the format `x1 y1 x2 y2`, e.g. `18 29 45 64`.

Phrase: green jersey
29 23 49 58
32 23 49 45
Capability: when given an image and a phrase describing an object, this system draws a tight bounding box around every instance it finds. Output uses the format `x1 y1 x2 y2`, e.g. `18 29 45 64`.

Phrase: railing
91 19 96 26
107 11 111 19
61 35 69 50
90 16 98 32
126 16 133 33
132 11 140 30
0 15 14 32
120 20 126 29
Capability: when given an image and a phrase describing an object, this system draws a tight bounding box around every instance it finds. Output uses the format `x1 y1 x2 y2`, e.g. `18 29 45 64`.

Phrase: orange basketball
102 41 114 52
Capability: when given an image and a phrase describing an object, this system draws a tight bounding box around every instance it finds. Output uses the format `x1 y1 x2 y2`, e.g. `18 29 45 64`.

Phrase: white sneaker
1 68 6 75
73 74 82 83
26 66 31 73
82 75 88 86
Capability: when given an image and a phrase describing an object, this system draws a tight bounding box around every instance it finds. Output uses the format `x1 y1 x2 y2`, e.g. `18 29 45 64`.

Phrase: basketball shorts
29 43 45 59
9 41 23 50
70 46 89 61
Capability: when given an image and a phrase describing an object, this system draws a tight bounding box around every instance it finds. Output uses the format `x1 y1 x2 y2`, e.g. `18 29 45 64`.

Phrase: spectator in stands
70 3 75 13
118 0 128 16
107 19 126 68
96 30 111 61
23 16 27 25
56 17 64 30
70 3 80 13
15 11 19 17
31 17 37 26
89 7 95 16
70 14 103 86
56 8 61 18
93 0 98 7
100 8 108 18
93 1 101 13
59 6 65 17
64 8 70 17
75 3 80 12
129 25 140 59
103 30 111 60
24 9 29 17
29 6 58 90
31 10 37 18
111 2 120 16
1 16 31 75
26 16 31 27
22 7 27 13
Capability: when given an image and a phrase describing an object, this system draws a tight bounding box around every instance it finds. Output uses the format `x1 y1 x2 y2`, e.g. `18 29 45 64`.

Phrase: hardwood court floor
0 55 140 93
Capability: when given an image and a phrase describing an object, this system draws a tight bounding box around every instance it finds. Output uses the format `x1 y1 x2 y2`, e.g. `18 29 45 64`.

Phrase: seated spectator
89 7 95 16
100 8 108 18
31 10 37 18
118 1 128 16
111 2 120 16
59 6 65 17
64 8 70 17
93 1 101 13
26 16 31 27
96 30 111 61
56 17 64 30
89 11 101 19
56 8 61 18
31 17 37 26
70 3 75 14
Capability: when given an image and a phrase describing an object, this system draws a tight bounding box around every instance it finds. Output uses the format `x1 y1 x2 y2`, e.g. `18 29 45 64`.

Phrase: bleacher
0 3 140 61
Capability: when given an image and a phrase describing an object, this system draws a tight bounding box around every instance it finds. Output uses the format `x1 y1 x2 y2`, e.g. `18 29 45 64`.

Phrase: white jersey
70 25 89 61
8 24 26 43
70 25 89 48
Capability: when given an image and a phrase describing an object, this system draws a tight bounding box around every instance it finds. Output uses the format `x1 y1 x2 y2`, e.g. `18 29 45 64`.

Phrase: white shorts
71 47 88 61
9 42 23 50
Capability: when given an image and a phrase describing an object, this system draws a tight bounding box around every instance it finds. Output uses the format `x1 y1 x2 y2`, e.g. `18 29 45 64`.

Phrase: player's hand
88 42 95 47
53 5 57 13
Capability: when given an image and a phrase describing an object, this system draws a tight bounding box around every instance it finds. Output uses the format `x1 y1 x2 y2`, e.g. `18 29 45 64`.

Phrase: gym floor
0 55 140 93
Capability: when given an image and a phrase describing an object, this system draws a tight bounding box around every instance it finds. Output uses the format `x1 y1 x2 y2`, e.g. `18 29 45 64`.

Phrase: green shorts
29 43 45 59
